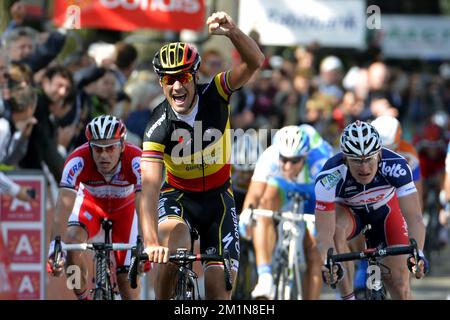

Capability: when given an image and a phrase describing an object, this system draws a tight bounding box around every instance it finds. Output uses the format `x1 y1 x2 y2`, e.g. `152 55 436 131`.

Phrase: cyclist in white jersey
240 124 333 299
315 120 428 300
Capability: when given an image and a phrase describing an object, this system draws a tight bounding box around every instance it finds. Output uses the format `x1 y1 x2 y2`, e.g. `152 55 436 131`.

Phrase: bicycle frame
251 193 313 300
128 232 233 300
273 215 306 300
93 219 115 300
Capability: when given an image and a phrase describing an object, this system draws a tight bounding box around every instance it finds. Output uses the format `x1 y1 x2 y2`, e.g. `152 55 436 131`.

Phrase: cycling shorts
158 186 239 272
67 187 139 270
339 194 409 248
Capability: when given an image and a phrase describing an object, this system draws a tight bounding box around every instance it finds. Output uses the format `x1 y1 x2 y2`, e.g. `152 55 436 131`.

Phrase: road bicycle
250 192 314 300
326 226 420 300
53 218 134 300
128 229 233 300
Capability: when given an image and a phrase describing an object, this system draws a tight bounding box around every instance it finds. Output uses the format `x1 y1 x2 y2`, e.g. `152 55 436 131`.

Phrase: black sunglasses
280 155 305 164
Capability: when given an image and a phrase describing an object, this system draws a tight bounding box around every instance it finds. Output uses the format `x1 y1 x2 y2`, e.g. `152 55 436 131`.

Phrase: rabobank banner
238 0 366 48
382 15 450 59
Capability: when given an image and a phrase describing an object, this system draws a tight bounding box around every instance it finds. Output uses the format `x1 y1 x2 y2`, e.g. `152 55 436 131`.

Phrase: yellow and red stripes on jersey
215 71 234 101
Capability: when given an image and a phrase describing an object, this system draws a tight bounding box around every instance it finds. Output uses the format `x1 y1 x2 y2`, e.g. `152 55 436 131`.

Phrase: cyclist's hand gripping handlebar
323 248 344 289
406 238 429 279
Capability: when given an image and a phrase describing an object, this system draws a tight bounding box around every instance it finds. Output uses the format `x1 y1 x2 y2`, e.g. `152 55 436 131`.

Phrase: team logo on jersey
381 162 407 178
62 157 84 185
320 170 342 190
145 113 166 138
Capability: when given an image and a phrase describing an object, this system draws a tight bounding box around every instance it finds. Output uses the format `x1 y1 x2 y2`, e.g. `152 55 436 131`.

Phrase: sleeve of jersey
131 156 142 192
314 172 338 212
385 159 417 197
412 166 421 181
59 155 84 190
213 71 234 102
141 113 167 164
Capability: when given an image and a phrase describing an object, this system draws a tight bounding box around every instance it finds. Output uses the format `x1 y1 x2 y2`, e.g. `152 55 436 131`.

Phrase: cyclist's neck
100 161 121 183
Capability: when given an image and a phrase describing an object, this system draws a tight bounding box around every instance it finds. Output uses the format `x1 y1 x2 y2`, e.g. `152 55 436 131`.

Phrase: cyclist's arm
414 178 424 210
134 191 142 232
140 161 163 248
242 181 267 210
398 192 426 250
207 12 264 90
315 209 336 262
50 188 77 240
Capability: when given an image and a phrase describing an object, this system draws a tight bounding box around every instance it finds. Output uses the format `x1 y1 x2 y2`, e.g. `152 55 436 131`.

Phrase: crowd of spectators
0 2 449 215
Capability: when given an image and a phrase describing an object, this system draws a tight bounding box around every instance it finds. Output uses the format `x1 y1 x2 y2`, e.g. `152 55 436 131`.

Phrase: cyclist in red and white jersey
47 115 142 300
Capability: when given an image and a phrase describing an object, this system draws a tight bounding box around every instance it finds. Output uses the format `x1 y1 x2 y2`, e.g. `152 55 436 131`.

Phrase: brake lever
53 236 62 269
410 238 420 277
326 248 336 289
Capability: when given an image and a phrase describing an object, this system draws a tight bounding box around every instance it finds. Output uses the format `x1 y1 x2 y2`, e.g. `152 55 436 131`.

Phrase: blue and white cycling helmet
340 120 381 158
274 126 310 158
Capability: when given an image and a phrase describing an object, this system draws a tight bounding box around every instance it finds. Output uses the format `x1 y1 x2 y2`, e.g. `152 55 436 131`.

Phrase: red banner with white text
53 0 205 32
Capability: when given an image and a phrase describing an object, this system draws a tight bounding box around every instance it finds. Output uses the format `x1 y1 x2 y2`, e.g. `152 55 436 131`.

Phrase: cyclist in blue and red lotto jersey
315 120 428 300
239 124 333 299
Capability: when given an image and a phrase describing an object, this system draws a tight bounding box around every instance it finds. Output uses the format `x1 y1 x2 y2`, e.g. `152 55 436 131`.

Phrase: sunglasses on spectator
280 155 305 164
90 141 122 153
346 154 379 166
160 72 193 85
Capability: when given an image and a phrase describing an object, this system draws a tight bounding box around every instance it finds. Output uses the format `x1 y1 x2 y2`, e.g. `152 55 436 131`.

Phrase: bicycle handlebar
128 235 233 291
249 208 315 223
61 243 135 251
326 238 419 289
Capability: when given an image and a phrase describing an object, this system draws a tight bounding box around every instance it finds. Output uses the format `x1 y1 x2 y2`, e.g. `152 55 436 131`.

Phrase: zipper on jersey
363 184 369 212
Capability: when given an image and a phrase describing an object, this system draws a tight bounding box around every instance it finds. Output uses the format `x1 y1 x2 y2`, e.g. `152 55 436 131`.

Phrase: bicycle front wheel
175 271 197 300
366 287 386 300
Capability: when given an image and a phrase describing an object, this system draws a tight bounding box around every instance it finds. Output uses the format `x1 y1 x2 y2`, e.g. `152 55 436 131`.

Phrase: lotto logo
381 162 407 178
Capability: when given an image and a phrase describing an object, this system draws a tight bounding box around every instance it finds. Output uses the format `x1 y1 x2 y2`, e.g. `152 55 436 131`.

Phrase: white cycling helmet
371 116 401 149
274 126 310 158
232 132 263 171
340 120 381 158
